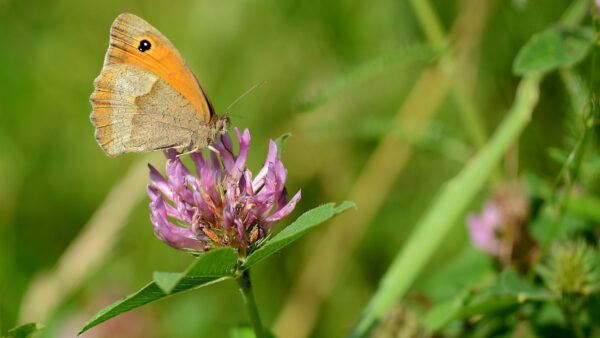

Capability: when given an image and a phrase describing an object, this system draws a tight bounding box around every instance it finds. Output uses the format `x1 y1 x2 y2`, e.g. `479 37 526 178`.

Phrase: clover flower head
537 240 600 297
147 128 301 257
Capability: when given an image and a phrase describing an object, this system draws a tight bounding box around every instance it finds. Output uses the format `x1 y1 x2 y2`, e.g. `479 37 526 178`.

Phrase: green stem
548 0 599 244
409 0 498 181
547 128 590 245
562 305 585 338
236 270 264 338
408 0 447 51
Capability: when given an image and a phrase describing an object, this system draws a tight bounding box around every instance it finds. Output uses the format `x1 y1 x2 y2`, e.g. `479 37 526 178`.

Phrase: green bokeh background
0 0 576 336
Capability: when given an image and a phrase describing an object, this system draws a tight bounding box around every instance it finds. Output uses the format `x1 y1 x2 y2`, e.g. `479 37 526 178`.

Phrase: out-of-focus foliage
513 26 594 74
7 322 44 338
2 0 600 337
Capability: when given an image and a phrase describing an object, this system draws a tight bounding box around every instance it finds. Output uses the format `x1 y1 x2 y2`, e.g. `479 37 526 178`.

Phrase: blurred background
0 0 584 337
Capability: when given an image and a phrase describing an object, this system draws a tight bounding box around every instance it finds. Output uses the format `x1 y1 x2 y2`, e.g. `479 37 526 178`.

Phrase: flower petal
148 185 182 221
164 148 178 160
254 162 279 217
148 164 173 200
215 133 235 171
274 187 289 213
264 189 301 226
210 151 222 178
190 151 206 176
222 202 235 234
466 202 502 256
234 218 247 251
149 192 204 251
166 158 195 204
230 128 250 182
253 139 279 192
200 159 221 207
241 170 254 196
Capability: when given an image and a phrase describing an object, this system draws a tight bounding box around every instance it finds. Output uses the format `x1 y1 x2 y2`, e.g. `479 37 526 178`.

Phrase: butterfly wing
91 64 199 156
103 13 214 121
90 13 215 156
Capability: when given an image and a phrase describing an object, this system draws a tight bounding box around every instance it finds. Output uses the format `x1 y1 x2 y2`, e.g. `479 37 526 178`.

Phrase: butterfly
90 13 229 157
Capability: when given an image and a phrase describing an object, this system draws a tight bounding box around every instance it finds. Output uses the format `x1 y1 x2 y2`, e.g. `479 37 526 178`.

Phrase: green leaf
531 207 588 243
513 25 593 75
524 171 553 200
424 298 463 331
547 147 569 165
79 248 237 335
274 133 291 159
418 247 495 303
425 269 554 331
525 171 600 223
229 325 276 338
154 247 238 294
452 296 519 320
230 326 255 338
242 201 356 269
153 271 184 294
79 278 224 335
568 194 600 223
490 268 553 301
7 322 44 338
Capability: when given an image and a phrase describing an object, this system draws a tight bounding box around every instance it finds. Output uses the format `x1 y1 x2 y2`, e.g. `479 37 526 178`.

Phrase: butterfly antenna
222 81 266 116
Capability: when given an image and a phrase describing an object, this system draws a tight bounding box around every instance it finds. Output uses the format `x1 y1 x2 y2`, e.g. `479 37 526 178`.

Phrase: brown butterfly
90 13 229 157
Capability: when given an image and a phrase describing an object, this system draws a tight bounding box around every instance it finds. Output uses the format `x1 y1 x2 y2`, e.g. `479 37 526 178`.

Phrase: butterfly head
214 115 230 135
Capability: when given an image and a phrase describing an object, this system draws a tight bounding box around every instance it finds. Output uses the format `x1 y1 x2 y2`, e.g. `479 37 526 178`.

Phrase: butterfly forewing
104 13 214 121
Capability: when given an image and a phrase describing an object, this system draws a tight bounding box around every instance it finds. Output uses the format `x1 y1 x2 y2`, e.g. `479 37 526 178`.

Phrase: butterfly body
90 13 228 157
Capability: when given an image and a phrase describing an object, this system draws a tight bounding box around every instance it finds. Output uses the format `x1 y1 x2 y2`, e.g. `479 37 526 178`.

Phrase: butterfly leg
176 148 199 157
176 145 221 157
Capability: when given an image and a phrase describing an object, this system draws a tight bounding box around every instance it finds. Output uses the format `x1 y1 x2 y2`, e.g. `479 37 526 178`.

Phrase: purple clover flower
147 128 301 257
466 201 502 256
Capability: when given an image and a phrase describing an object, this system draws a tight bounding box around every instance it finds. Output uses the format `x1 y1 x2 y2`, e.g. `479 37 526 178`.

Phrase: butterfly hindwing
91 64 198 156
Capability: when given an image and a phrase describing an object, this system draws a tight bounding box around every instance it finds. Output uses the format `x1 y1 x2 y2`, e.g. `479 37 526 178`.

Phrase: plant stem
411 0 499 181
237 270 264 338
562 306 585 338
548 0 600 244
